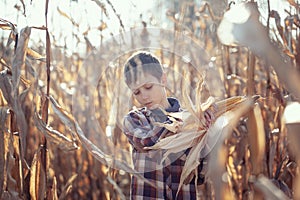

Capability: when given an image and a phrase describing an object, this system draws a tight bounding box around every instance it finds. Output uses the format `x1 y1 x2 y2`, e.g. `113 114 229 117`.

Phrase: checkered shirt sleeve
123 107 169 150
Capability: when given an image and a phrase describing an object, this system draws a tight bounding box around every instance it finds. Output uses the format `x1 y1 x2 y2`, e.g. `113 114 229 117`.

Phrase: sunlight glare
1 0 156 54
284 102 300 124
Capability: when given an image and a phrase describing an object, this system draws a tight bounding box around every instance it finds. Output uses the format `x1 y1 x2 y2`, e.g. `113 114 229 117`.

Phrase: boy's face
129 73 169 110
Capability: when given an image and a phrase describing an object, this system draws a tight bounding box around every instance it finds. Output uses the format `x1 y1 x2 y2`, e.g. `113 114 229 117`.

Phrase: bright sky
0 0 293 54
1 0 159 54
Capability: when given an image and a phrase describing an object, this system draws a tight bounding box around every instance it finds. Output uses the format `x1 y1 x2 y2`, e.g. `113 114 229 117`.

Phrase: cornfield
1 0 300 199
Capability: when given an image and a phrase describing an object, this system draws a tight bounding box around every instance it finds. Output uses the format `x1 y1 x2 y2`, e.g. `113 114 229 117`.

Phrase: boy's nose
141 92 149 100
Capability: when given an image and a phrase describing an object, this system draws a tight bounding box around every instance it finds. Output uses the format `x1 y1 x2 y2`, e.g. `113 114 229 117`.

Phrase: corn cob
214 95 259 118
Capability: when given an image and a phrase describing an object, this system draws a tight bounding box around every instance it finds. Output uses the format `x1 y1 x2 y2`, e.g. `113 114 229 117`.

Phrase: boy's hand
200 103 217 129
203 109 214 128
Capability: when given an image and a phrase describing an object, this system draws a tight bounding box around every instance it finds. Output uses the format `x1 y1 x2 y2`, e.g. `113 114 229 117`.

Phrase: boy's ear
161 73 167 85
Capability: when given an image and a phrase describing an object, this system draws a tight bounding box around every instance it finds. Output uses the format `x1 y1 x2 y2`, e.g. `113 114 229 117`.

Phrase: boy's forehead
129 73 159 90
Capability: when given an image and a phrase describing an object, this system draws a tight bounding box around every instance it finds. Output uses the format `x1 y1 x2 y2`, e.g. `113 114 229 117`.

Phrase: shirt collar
166 97 180 112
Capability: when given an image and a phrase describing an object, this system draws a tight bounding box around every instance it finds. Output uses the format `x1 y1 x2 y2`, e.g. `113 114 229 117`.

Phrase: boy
123 51 211 199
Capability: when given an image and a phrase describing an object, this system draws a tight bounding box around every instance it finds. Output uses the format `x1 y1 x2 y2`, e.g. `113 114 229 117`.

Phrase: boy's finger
204 109 215 128
205 110 213 121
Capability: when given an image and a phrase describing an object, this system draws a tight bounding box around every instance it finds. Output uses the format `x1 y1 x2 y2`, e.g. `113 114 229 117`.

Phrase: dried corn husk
146 95 255 154
145 95 259 196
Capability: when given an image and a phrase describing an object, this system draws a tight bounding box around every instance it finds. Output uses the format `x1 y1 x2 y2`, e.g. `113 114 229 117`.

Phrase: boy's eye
144 84 153 90
133 90 140 95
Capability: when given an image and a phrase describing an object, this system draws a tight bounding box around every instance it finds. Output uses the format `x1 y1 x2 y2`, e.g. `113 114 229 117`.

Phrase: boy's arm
123 108 168 150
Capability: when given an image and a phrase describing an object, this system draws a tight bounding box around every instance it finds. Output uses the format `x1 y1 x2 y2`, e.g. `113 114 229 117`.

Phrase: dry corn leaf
0 108 19 200
47 176 58 200
25 59 37 78
11 132 25 195
107 175 126 200
84 36 95 53
34 111 79 151
0 70 13 105
247 103 265 174
8 94 30 161
0 107 10 199
176 136 204 197
58 174 78 200
0 19 17 34
0 23 13 30
31 26 47 31
247 51 255 96
145 129 204 151
146 110 204 158
268 140 276 177
19 87 30 105
180 112 203 131
18 0 26 16
182 75 198 118
147 95 254 186
195 76 205 113
176 114 231 197
147 130 206 164
253 175 290 200
270 10 287 47
5 145 20 200
153 116 183 133
0 58 8 68
0 137 3 197
26 48 46 61
199 116 227 158
49 95 157 188
57 7 79 27
11 26 31 156
12 27 30 90
207 97 255 200
42 27 51 123
30 146 46 200
160 109 200 132
163 109 190 120
7 30 17 50
148 96 256 197
48 96 78 139
147 96 250 153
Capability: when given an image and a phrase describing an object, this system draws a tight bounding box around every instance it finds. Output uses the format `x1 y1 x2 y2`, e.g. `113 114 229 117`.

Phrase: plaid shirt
123 98 204 200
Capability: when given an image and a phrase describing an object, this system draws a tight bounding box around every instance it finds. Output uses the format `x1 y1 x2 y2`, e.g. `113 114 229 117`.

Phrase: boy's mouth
144 102 152 107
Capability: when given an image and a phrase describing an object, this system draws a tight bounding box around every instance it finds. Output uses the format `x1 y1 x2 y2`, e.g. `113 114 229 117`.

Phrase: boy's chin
147 104 161 110
145 104 153 109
